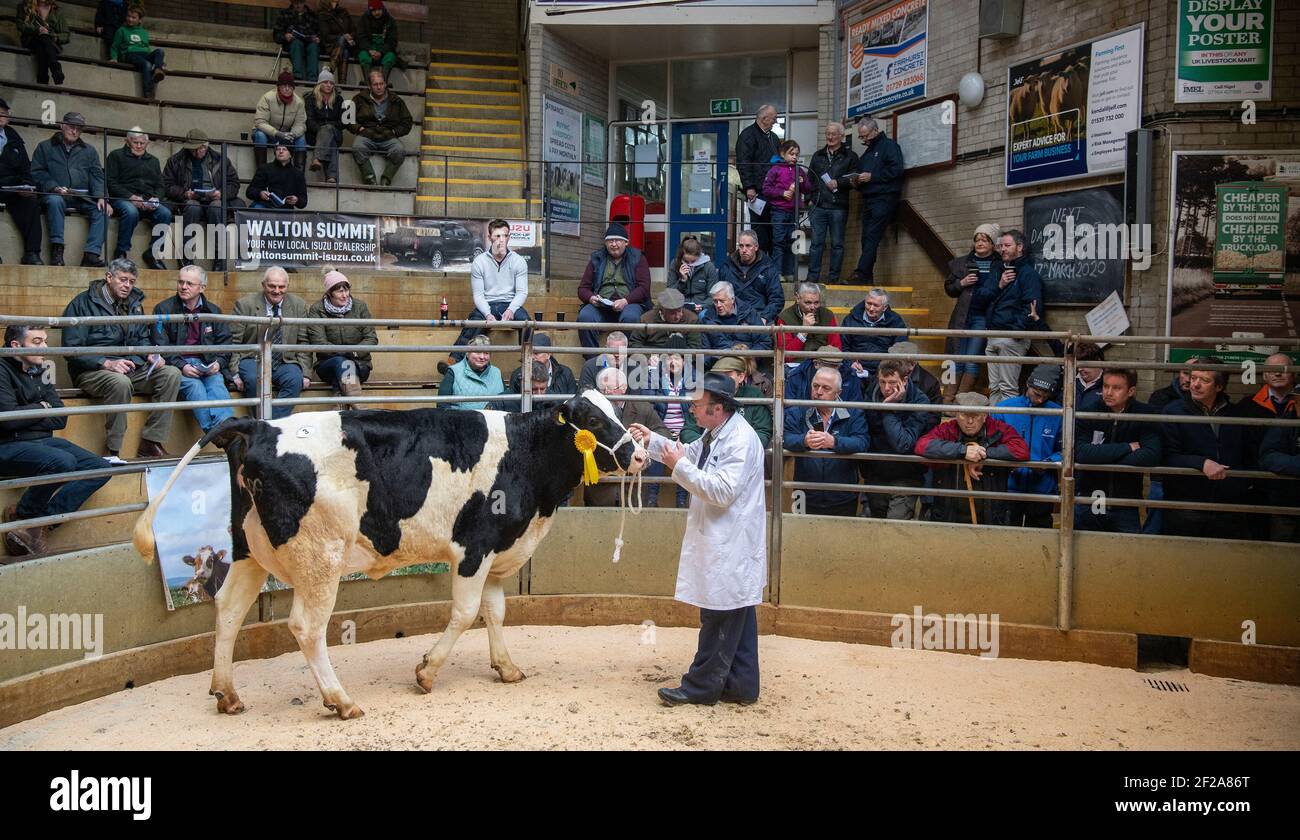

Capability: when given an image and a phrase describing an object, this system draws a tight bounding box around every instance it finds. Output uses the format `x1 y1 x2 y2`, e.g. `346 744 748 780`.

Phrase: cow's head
555 391 648 475
182 546 227 583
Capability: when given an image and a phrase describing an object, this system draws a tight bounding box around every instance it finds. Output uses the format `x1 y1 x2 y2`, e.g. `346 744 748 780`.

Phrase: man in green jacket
229 266 311 419
106 129 171 269
679 356 771 449
348 69 412 185
356 0 399 77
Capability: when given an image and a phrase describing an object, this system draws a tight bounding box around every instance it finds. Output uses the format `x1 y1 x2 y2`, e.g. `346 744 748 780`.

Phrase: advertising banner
543 96 583 237
1175 0 1273 103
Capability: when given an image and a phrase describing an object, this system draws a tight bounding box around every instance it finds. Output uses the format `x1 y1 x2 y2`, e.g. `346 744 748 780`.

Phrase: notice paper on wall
1085 290 1130 347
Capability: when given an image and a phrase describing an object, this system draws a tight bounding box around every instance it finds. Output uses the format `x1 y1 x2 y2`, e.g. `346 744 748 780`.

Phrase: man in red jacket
915 391 1029 525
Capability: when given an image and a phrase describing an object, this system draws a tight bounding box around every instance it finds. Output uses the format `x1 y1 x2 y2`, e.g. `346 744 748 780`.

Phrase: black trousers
1164 508 1246 538
1009 500 1054 529
752 202 773 254
680 605 759 703
21 35 63 85
808 500 858 517
4 191 43 255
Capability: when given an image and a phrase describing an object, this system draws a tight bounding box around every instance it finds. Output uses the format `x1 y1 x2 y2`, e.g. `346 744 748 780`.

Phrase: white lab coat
647 413 768 610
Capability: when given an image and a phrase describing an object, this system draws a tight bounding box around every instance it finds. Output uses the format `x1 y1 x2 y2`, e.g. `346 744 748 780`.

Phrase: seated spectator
915 391 1028 525
348 68 413 186
1259 387 1300 544
943 223 1001 401
61 257 181 458
776 282 841 357
253 71 307 168
991 363 1063 528
1074 368 1161 534
761 139 815 284
18 0 68 86
1073 341 1105 406
247 141 308 210
31 113 110 267
689 356 772 449
700 281 770 364
979 229 1044 404
783 346 861 404
95 0 128 56
305 69 345 184
841 287 905 378
444 219 528 368
669 236 717 315
1148 362 1192 410
579 331 628 393
162 129 242 270
0 98 45 264
631 288 702 353
519 360 550 404
106 128 171 269
887 341 940 405
317 0 355 82
860 358 935 520
725 342 773 400
719 228 783 324
152 265 235 433
783 366 868 517
1237 352 1297 541
584 368 668 507
110 4 166 99
640 336 696 508
439 335 504 410
273 0 320 83
230 266 310 420
306 270 376 399
507 333 575 398
0 325 110 559
577 224 651 348
356 0 399 79
1160 356 1248 537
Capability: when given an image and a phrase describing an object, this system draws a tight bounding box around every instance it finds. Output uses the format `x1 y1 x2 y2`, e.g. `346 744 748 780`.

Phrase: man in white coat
629 372 767 706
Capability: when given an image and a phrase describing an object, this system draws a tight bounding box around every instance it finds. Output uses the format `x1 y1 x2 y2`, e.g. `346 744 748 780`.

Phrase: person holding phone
976 230 1043 404
942 223 1001 402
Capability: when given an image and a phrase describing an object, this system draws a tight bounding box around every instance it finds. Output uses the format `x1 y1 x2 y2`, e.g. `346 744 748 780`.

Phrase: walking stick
963 464 978 524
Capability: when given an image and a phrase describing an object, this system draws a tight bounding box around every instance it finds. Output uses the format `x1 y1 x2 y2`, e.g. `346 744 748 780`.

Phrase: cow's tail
132 418 262 564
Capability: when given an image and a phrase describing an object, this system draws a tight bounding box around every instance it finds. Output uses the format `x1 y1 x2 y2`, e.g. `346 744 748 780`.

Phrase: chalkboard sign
1024 184 1126 305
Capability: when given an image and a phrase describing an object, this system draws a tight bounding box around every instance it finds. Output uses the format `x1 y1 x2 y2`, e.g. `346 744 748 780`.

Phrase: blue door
669 121 730 264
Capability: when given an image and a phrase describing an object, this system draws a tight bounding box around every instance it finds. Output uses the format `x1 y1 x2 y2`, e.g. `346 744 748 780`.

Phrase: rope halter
562 415 643 564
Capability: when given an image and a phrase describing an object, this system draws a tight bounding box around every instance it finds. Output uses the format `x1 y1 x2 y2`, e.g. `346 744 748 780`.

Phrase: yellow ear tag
556 412 566 425
573 429 600 486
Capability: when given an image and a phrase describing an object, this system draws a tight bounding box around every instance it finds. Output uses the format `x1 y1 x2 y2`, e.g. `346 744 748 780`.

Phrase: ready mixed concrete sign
1176 0 1273 103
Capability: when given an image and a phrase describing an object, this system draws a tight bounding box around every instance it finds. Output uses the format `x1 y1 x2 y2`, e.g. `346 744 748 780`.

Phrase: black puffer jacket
0 357 66 442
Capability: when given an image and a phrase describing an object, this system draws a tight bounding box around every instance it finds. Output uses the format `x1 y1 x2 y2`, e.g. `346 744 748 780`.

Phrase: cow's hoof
325 701 365 720
213 691 245 715
493 664 526 684
415 664 434 694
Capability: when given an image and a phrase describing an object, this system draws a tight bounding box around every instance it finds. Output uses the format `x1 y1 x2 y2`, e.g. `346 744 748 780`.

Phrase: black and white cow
134 392 647 719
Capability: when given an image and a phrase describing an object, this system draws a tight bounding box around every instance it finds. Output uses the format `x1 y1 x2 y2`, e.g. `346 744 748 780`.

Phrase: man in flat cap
631 287 703 353
31 112 111 267
162 128 243 270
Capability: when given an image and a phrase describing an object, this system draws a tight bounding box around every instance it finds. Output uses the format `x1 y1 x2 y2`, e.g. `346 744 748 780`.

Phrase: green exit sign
710 98 741 116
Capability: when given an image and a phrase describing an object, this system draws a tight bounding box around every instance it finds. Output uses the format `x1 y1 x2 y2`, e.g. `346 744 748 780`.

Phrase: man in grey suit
228 265 310 419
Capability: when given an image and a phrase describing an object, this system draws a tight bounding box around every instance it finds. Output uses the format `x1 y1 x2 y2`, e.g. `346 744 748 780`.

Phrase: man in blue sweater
991 363 1062 528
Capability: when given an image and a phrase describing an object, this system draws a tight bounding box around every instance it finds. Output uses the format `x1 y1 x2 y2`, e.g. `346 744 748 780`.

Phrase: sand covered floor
3 626 1297 750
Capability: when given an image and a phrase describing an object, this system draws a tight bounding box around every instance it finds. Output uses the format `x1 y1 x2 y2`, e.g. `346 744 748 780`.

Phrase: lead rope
571 423 643 563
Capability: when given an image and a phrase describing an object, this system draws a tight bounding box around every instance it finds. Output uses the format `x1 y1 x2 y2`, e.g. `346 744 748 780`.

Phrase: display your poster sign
543 96 583 238
845 0 928 120
1176 0 1273 103
1005 25 1144 189
1166 150 1300 364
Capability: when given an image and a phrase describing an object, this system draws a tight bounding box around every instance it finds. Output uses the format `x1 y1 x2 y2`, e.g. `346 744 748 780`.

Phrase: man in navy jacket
784 366 869 516
1074 367 1161 533
848 118 903 283
977 230 1044 404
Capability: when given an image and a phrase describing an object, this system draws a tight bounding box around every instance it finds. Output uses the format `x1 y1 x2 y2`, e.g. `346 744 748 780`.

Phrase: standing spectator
641 336 696 508
306 269 376 400
151 265 235 434
718 229 783 324
356 0 399 80
348 69 413 186
576 223 651 348
783 347 862 404
761 139 814 284
31 113 110 267
161 129 242 270
95 0 128 56
860 358 934 520
0 325 110 559
1237 352 1297 540
442 218 528 369
991 364 1063 528
631 288 702 353
699 281 770 364
776 282 841 357
840 287 905 377
316 0 355 82
106 128 171 269
1073 342 1105 406
247 141 308 209
783 366 868 516
0 98 45 264
273 0 320 83
584 368 669 508
229 266 311 420
735 105 779 255
17 0 68 86
668 237 717 315
806 122 859 285
1160 357 1248 537
61 257 181 458
979 230 1044 404
888 341 941 405
1074 368 1161 534
1149 363 1193 410
1259 390 1300 544
439 335 504 411
305 68 344 184
915 391 1029 525
942 223 1001 402
109 5 166 99
847 118 904 284
506 333 576 396
252 71 307 168
578 331 627 393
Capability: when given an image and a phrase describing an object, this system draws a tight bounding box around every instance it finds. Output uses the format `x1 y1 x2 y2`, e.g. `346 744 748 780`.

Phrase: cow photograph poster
1005 24 1144 188
144 462 233 610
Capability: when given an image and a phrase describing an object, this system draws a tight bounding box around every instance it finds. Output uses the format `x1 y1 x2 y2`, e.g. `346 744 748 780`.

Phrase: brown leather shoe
3 505 39 558
134 439 171 460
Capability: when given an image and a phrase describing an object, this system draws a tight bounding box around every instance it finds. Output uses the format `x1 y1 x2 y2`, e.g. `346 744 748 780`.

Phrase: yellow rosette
573 429 600 486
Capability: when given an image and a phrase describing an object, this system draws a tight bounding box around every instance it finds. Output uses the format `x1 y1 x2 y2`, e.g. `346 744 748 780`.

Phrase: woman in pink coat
761 139 816 282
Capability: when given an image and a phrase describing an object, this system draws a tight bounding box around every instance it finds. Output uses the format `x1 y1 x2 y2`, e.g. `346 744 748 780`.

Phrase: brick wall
433 0 518 52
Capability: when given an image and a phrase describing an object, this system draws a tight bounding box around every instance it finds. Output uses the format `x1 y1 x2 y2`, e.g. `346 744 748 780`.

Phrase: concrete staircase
790 283 943 367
